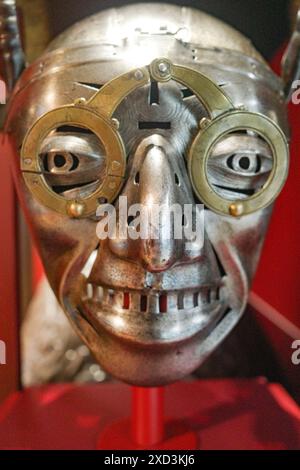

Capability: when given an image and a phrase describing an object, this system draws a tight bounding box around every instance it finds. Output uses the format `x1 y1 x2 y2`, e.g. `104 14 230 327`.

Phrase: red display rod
131 386 164 447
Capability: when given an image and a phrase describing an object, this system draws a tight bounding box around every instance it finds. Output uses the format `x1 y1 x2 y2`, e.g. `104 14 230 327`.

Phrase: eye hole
46 152 79 173
54 154 67 168
39 128 107 199
237 156 250 170
207 133 273 201
226 153 263 174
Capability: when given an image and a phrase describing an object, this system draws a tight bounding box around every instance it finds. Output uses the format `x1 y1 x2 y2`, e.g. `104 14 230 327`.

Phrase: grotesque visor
5 4 290 385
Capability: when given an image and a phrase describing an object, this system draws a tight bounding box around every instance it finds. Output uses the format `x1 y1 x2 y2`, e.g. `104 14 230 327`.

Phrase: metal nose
137 143 179 271
108 135 201 272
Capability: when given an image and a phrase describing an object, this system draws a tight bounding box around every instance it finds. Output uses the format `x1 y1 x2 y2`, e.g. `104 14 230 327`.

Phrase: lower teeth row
84 284 221 313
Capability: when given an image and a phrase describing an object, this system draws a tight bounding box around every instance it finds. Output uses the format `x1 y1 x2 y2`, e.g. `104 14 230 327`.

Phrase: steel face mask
5 4 291 386
20 58 289 219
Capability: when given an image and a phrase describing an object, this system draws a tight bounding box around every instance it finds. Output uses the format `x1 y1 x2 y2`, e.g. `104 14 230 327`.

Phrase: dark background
48 0 290 59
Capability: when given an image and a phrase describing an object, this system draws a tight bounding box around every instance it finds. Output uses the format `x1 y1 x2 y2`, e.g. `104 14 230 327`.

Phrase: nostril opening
178 292 184 310
193 292 198 307
175 173 180 186
123 292 130 309
134 172 140 184
216 286 220 301
140 295 147 312
159 294 167 313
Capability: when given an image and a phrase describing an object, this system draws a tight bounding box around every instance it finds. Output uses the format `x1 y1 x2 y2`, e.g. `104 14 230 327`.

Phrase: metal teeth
184 292 194 309
148 294 160 314
130 292 141 311
86 283 93 299
83 283 222 314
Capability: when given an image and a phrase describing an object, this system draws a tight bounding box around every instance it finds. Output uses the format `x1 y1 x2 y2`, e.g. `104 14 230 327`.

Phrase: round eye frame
21 107 126 218
188 110 289 217
20 58 289 218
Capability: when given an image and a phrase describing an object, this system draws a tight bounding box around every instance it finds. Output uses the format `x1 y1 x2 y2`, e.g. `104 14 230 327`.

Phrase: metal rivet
98 197 108 205
67 201 85 218
199 117 211 129
111 118 120 129
229 203 244 217
74 97 87 106
24 158 32 165
134 69 144 80
158 61 169 74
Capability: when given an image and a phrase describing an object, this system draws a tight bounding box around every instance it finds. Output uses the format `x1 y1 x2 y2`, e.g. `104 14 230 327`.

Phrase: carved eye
39 127 107 199
207 133 273 200
47 152 79 173
226 153 265 174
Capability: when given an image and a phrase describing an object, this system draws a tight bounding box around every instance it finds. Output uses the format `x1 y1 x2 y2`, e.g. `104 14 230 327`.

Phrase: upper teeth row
83 283 222 314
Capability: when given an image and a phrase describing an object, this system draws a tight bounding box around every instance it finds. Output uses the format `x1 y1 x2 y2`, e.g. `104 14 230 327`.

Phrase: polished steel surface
5 4 290 385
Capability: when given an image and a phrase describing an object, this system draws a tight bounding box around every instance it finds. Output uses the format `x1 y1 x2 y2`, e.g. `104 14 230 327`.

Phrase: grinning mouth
60 242 246 385
78 280 228 344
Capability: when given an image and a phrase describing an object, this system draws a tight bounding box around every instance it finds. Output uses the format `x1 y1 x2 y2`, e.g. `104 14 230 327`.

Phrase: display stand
0 379 300 449
131 387 164 446
98 386 197 449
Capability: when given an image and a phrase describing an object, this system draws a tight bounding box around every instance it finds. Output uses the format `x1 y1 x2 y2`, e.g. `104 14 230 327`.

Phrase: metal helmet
4 3 294 385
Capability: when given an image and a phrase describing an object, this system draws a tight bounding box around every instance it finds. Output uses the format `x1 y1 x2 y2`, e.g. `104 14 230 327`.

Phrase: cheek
205 208 272 281
24 194 99 294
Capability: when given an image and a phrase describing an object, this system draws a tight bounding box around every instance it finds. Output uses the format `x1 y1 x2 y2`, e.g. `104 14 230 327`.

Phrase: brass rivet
98 197 108 205
199 117 211 129
229 203 244 217
158 61 169 74
67 201 85 218
134 69 144 80
24 158 32 165
111 160 121 171
74 97 87 106
111 118 120 129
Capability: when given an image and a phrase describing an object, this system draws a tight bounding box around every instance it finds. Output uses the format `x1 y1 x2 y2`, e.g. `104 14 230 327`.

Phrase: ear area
282 8 300 102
